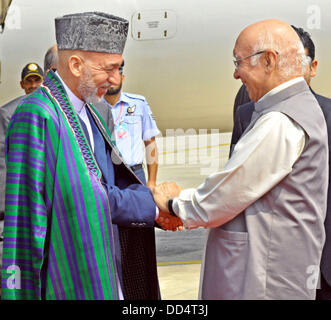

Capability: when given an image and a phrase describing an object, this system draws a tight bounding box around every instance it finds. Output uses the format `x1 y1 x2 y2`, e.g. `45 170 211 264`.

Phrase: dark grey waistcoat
201 80 328 300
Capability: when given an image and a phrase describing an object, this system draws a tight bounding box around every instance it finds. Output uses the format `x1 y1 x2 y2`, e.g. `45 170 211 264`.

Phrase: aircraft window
0 0 12 31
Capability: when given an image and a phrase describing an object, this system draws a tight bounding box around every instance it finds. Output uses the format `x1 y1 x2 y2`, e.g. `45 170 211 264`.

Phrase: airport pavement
155 131 232 188
157 262 202 300
155 228 207 299
152 132 231 299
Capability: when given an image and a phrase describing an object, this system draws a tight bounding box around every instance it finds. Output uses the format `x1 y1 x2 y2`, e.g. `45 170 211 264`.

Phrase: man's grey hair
250 30 308 80
44 45 58 72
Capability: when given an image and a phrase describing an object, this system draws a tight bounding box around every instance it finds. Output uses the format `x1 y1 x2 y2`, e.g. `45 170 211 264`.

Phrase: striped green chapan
1 71 119 300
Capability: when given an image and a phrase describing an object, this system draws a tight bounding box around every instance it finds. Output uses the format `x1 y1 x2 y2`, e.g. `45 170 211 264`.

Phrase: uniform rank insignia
127 105 136 114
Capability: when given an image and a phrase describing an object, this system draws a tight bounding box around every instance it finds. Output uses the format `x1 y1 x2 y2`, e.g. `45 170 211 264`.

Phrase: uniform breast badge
127 105 136 115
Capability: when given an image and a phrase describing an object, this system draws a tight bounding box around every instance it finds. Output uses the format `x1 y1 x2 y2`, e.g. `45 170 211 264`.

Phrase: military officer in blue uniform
103 61 160 187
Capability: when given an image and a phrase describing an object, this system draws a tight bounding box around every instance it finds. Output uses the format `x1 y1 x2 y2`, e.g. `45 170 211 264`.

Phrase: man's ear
264 50 277 72
310 59 318 78
68 55 84 78
20 81 24 89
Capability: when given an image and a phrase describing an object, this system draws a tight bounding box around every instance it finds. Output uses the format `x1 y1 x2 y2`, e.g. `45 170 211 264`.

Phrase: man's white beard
77 67 109 105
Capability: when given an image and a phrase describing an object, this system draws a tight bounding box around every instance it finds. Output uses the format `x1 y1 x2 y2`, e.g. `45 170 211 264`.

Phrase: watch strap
168 198 177 217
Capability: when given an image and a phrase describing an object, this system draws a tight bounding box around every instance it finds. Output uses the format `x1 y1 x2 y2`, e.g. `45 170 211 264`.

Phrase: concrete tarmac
152 132 231 299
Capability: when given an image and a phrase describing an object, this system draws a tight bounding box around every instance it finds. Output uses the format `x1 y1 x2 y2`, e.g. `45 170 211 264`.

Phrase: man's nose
233 68 240 80
108 70 121 85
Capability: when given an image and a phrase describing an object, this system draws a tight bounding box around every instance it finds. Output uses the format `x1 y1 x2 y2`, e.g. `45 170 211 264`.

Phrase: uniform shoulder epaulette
123 92 146 101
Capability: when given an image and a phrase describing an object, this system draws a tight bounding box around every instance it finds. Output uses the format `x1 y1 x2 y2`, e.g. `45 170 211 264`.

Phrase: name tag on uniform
115 122 128 139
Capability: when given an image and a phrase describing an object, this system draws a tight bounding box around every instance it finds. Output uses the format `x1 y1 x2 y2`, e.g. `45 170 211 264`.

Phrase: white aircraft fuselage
1 0 330 133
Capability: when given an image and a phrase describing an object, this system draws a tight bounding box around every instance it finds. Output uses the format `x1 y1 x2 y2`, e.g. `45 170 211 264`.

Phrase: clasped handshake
150 182 184 232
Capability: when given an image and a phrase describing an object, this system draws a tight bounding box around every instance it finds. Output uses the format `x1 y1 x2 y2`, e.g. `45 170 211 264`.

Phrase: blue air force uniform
104 92 160 183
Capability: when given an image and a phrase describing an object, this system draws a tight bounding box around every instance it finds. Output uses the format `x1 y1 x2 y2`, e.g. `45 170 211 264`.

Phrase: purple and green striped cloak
1 72 122 299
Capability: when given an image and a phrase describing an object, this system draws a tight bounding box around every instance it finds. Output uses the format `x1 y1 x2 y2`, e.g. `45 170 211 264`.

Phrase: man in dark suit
92 68 163 300
230 26 331 300
232 83 250 121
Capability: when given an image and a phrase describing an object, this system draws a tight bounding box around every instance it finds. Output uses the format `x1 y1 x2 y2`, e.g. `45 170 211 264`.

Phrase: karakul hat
55 12 129 54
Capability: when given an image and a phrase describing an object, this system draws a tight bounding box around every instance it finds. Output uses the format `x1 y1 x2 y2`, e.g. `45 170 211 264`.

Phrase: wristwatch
168 198 177 217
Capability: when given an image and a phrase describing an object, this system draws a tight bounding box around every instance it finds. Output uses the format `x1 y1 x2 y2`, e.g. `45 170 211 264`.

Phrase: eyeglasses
233 50 266 69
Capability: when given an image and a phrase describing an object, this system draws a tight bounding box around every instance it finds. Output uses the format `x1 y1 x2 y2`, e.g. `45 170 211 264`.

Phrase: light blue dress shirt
105 92 160 167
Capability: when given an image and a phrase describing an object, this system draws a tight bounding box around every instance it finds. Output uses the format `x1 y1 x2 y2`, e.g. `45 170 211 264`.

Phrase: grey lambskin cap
55 12 129 54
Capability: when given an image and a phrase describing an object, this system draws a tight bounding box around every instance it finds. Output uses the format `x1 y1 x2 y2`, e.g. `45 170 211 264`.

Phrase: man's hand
151 182 182 212
156 210 183 231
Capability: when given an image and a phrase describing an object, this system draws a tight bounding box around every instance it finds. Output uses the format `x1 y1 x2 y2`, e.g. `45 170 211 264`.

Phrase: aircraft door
0 0 12 32
131 10 177 41
0 0 12 84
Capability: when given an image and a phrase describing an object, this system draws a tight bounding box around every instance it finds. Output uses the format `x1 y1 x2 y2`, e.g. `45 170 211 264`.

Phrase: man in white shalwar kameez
152 19 328 300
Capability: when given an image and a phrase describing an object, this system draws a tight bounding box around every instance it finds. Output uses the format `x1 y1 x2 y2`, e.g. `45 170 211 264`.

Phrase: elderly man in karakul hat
1 12 180 300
